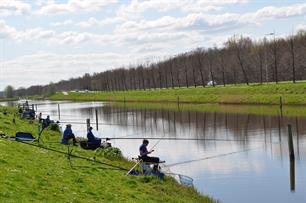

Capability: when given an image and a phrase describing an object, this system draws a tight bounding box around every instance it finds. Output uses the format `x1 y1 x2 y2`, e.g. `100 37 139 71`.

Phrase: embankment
50 82 306 105
0 106 215 203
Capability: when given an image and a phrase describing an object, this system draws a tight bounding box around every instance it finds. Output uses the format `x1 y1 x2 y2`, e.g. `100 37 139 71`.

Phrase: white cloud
76 16 126 27
3 2 306 48
245 3 306 21
296 23 306 31
115 3 306 35
14 28 56 42
76 17 99 28
117 0 248 20
0 20 112 45
0 51 169 89
182 0 248 13
0 0 31 16
51 20 74 27
51 17 125 28
0 20 17 38
36 0 117 15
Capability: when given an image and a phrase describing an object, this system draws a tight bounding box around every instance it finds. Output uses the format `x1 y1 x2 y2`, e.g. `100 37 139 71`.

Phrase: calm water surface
3 100 306 203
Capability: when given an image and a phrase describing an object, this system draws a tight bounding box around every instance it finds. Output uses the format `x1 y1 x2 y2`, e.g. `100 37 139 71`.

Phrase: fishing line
165 146 263 168
106 137 280 144
15 140 128 171
58 121 141 127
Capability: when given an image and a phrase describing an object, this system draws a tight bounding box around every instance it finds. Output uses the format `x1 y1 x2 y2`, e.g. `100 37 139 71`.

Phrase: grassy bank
50 82 306 105
0 97 18 102
0 107 215 203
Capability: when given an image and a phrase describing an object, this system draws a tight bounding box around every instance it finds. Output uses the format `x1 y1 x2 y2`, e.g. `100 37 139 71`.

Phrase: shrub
49 123 60 132
96 147 122 160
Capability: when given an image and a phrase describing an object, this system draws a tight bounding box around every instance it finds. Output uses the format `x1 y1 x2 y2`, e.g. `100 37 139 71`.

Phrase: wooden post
57 104 61 120
123 96 126 108
177 96 180 110
38 123 41 143
290 158 295 192
95 109 99 131
280 96 283 117
288 124 295 160
288 124 295 192
86 118 90 131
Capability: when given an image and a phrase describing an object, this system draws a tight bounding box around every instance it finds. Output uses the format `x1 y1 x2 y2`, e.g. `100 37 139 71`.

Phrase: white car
207 81 217 86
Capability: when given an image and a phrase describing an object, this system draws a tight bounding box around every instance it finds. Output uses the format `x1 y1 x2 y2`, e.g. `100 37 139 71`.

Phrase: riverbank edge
0 98 18 102
0 106 215 203
49 82 306 106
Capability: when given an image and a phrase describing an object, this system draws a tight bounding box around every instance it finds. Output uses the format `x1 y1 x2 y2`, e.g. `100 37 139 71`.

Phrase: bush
49 123 60 132
96 147 122 160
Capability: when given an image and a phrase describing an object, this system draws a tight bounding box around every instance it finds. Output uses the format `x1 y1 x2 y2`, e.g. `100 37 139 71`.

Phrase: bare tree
288 35 296 83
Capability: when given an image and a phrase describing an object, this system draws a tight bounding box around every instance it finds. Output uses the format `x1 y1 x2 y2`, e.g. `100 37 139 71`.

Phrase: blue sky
0 0 306 90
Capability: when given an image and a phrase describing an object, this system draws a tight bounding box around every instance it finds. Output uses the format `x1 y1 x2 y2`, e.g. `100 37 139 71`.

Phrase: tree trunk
236 48 249 85
289 37 296 83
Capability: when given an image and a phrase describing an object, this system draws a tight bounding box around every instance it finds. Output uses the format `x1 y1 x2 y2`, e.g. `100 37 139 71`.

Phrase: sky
0 0 306 91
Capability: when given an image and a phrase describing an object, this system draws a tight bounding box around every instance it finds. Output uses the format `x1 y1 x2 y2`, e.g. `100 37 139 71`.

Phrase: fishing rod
28 102 68 106
106 137 278 144
15 140 128 171
165 146 262 168
58 121 141 127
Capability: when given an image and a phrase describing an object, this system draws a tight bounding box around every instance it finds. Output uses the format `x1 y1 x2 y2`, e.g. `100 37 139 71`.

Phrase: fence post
95 109 98 131
86 118 90 131
58 104 61 120
280 96 283 116
288 124 295 192
288 124 295 160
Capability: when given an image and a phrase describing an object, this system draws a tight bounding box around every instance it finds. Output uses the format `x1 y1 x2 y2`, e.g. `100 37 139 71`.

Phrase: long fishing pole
58 121 141 127
165 146 262 168
15 140 128 171
106 137 278 144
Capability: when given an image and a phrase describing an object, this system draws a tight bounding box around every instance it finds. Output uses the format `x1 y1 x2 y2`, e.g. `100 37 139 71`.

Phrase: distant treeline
15 31 306 96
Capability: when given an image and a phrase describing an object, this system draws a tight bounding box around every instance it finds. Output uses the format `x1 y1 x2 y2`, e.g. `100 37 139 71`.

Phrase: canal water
3 100 306 203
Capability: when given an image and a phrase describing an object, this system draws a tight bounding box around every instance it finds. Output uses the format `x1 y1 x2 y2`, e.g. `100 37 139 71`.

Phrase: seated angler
42 115 52 128
139 139 160 165
61 124 77 146
87 126 101 147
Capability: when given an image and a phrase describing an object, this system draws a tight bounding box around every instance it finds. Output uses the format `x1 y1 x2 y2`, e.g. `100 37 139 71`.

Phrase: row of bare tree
16 31 306 96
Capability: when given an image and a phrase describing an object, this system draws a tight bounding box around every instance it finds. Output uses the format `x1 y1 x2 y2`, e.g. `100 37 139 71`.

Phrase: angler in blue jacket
87 126 101 147
61 124 77 146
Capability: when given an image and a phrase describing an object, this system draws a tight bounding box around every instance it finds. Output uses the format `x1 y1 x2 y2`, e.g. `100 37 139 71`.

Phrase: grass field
0 106 215 203
50 82 306 105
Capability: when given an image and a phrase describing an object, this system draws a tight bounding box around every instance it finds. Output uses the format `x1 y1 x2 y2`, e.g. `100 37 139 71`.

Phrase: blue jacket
61 127 73 144
87 130 101 146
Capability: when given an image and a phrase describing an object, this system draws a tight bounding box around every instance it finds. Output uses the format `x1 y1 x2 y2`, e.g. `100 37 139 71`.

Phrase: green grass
0 107 215 203
0 97 18 102
50 82 306 105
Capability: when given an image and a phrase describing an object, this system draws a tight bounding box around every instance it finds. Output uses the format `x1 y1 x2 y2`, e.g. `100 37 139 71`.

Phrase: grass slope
0 107 215 203
50 82 306 105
